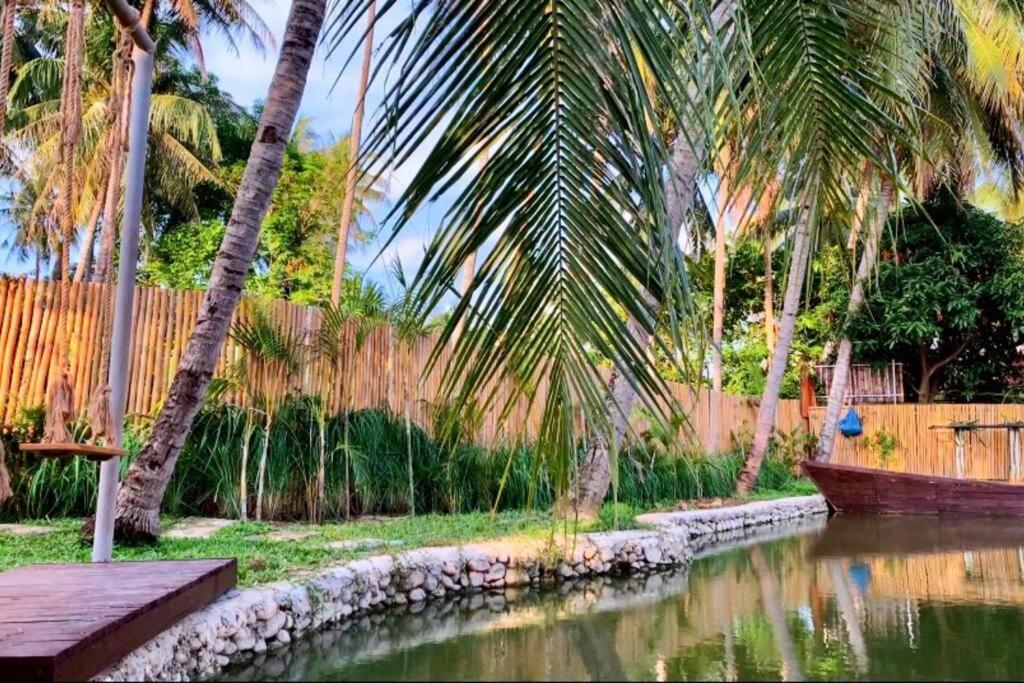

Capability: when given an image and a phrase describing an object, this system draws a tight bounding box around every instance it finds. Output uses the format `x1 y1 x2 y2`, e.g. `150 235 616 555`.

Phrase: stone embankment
100 495 826 681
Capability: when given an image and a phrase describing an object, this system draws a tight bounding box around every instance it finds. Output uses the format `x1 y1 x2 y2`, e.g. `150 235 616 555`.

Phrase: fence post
954 427 966 479
1010 427 1022 481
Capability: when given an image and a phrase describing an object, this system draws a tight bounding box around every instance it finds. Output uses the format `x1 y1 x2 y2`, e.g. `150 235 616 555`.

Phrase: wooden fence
12 275 1019 478
0 277 796 450
810 403 1024 481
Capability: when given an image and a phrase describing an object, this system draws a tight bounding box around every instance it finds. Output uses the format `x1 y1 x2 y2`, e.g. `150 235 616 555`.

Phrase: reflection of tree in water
224 522 1024 682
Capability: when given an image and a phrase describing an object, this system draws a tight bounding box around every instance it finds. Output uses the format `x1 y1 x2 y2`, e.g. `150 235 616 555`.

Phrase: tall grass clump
1 397 805 521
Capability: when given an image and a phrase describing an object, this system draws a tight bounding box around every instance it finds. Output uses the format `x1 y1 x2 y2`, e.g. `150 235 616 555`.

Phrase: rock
401 568 426 591
469 571 485 587
232 630 256 651
276 630 291 645
255 602 278 622
257 612 286 640
408 588 427 602
467 558 491 573
485 563 506 581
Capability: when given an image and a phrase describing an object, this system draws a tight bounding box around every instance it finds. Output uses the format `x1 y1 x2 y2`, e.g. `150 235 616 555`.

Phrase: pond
223 514 1024 681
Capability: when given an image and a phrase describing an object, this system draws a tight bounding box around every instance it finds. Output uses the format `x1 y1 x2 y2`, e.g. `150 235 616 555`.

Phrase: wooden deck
0 559 236 682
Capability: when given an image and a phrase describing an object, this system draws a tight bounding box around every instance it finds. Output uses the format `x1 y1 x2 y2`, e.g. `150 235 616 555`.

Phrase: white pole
92 5 154 563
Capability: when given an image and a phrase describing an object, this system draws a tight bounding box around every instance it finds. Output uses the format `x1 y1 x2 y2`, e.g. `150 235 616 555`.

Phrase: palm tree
111 0 326 542
111 0 935 535
734 0 929 493
329 0 376 305
816 0 1024 462
0 0 20 136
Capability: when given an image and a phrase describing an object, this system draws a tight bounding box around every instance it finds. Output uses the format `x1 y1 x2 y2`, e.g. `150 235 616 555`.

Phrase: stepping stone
324 538 405 552
164 517 236 540
0 523 53 537
264 528 316 542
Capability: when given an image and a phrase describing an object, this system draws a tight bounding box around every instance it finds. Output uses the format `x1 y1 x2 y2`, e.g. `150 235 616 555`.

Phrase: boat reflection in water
223 515 1024 681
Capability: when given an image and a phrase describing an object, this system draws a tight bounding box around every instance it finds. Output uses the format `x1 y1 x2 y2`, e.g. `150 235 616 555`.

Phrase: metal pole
92 25 154 562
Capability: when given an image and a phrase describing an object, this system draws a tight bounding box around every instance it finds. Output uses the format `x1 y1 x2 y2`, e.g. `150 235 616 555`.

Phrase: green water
224 515 1024 681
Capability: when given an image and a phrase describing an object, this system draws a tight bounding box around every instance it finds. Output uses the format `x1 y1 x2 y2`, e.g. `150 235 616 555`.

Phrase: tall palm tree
111 0 326 542
329 0 375 305
734 0 926 493
815 0 1024 462
111 0 935 535
0 0 19 136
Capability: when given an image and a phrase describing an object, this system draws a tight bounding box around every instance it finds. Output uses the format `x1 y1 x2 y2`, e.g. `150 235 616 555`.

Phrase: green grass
0 485 814 586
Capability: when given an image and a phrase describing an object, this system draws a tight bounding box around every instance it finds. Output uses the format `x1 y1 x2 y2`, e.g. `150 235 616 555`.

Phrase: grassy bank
0 483 815 585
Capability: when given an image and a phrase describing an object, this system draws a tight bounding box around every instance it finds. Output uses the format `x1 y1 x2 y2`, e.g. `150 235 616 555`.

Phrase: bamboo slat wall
809 403 1024 481
0 276 810 452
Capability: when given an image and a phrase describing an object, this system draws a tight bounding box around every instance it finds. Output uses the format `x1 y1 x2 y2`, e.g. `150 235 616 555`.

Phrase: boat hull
800 459 1024 516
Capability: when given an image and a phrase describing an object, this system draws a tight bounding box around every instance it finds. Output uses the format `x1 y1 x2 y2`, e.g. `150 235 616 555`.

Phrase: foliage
142 122 384 305
867 429 900 468
0 400 802 522
851 193 1024 401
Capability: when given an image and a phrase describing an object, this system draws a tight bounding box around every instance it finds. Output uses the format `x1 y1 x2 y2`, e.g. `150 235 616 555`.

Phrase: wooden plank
0 559 236 682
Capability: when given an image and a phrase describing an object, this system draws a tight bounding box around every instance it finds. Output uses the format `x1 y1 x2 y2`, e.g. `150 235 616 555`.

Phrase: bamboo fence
0 275 959 461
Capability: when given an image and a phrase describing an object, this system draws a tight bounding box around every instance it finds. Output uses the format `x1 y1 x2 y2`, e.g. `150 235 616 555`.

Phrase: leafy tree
851 193 1024 402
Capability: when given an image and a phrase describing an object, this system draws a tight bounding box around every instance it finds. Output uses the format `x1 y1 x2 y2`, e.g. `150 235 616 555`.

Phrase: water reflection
223 515 1024 681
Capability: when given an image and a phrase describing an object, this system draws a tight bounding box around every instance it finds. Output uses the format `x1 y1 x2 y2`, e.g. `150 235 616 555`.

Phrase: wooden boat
800 459 1024 516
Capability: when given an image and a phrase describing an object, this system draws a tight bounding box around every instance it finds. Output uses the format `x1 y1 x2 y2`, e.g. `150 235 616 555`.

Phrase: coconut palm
4 16 226 277
816 0 1024 463
0 0 20 136
112 0 938 537
111 0 326 542
329 0 376 305
733 0 933 493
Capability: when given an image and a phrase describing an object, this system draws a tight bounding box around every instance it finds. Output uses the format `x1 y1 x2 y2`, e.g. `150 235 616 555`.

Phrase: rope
87 25 132 445
42 0 85 444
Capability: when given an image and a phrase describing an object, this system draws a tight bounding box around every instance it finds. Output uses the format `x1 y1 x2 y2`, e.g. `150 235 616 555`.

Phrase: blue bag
839 408 863 438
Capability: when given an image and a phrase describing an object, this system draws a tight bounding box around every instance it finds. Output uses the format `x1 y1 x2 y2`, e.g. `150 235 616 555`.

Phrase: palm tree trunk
112 0 327 542
453 250 477 341
737 201 814 494
73 192 104 282
763 236 775 354
330 0 376 305
567 1 731 517
0 0 18 136
816 179 893 462
709 201 727 452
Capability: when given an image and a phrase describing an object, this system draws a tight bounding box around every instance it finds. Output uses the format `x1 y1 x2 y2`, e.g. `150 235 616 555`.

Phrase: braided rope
88 26 132 444
42 0 85 443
